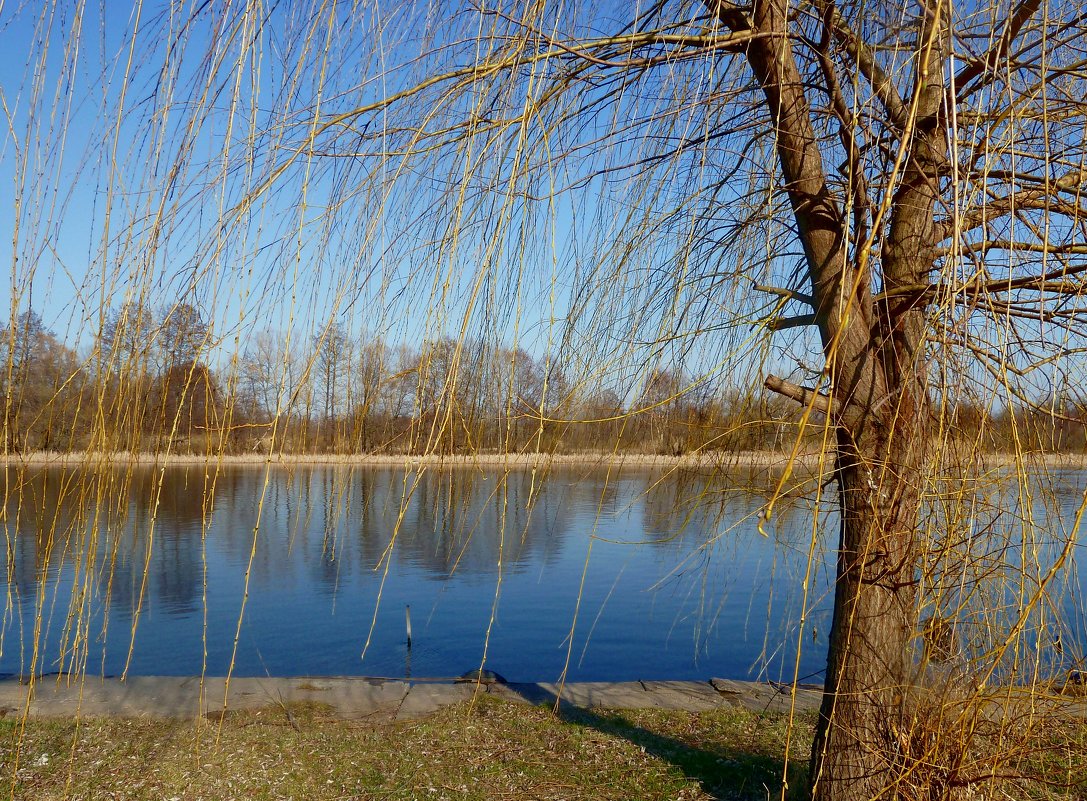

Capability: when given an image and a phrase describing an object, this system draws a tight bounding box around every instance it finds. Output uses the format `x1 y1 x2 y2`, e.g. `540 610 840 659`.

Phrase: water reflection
5 463 1076 683
0 464 839 681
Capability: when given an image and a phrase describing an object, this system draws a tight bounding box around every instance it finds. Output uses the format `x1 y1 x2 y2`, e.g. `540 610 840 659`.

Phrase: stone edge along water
0 676 825 721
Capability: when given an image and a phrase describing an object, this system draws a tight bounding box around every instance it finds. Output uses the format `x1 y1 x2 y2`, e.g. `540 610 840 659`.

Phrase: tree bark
709 0 943 795
809 420 927 799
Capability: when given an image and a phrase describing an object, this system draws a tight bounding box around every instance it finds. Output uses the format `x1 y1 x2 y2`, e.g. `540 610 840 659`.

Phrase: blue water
3 463 1079 683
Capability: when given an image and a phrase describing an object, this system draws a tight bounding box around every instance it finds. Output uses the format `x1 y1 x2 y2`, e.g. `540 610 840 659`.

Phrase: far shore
0 449 804 470
2 448 1085 471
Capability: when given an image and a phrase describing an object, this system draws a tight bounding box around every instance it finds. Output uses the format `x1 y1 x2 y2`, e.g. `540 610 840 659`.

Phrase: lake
1 463 1082 683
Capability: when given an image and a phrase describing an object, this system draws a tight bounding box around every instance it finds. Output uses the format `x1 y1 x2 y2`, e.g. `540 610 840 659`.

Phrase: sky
11 0 1077 407
0 0 784 398
0 3 558 337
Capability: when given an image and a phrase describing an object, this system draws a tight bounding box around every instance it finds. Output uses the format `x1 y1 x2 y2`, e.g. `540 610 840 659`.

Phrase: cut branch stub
764 373 836 417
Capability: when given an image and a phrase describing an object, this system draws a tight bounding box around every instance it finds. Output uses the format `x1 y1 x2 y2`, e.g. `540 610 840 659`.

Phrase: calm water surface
2 464 1083 682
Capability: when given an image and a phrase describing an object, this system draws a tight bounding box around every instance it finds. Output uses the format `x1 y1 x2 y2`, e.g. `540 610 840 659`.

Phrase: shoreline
1 449 1085 470
1 673 1080 721
0 449 814 470
0 674 822 719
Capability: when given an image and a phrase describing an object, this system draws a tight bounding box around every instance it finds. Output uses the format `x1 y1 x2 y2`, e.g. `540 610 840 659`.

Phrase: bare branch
708 0 865 347
812 0 908 130
938 240 1087 257
934 189 1087 240
754 283 816 306
765 374 835 416
769 313 818 331
954 0 1044 100
874 259 1087 306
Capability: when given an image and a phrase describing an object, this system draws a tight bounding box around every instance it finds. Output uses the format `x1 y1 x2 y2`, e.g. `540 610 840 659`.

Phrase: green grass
0 698 813 801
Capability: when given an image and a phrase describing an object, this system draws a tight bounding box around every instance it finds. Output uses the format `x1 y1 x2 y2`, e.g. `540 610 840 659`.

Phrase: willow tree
4 0 1086 797
268 1 1085 797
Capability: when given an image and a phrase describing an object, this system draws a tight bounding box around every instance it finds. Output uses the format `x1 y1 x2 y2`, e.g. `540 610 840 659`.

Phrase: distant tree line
2 307 1085 455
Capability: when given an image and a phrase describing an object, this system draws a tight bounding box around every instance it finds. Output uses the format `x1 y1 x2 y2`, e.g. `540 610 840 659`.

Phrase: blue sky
1 2 568 347
0 0 786 397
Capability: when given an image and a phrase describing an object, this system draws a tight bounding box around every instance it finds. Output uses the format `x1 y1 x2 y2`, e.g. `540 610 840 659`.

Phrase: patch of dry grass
4 696 1084 800
1 698 811 801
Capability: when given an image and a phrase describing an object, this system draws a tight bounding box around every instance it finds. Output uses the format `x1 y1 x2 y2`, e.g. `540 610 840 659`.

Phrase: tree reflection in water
1 463 838 681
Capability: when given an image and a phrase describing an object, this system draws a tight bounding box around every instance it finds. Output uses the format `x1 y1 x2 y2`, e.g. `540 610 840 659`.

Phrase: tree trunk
809 419 926 800
706 0 943 793
806 9 945 794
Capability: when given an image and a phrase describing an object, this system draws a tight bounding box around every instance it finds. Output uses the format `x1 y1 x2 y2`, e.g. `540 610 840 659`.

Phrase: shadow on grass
511 685 811 801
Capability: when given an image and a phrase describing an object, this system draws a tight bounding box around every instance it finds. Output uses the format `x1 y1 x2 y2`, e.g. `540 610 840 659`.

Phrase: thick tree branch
953 0 1043 100
934 190 1087 240
708 0 865 345
765 374 836 415
708 0 753 32
873 259 1087 305
812 0 908 130
769 313 818 331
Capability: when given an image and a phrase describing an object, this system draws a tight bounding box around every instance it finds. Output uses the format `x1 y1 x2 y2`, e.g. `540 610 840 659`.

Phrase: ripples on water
1 464 1083 683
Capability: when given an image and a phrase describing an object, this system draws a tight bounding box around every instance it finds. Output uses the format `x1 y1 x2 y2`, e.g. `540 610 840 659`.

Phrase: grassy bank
3 698 809 801
4 694 1086 799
